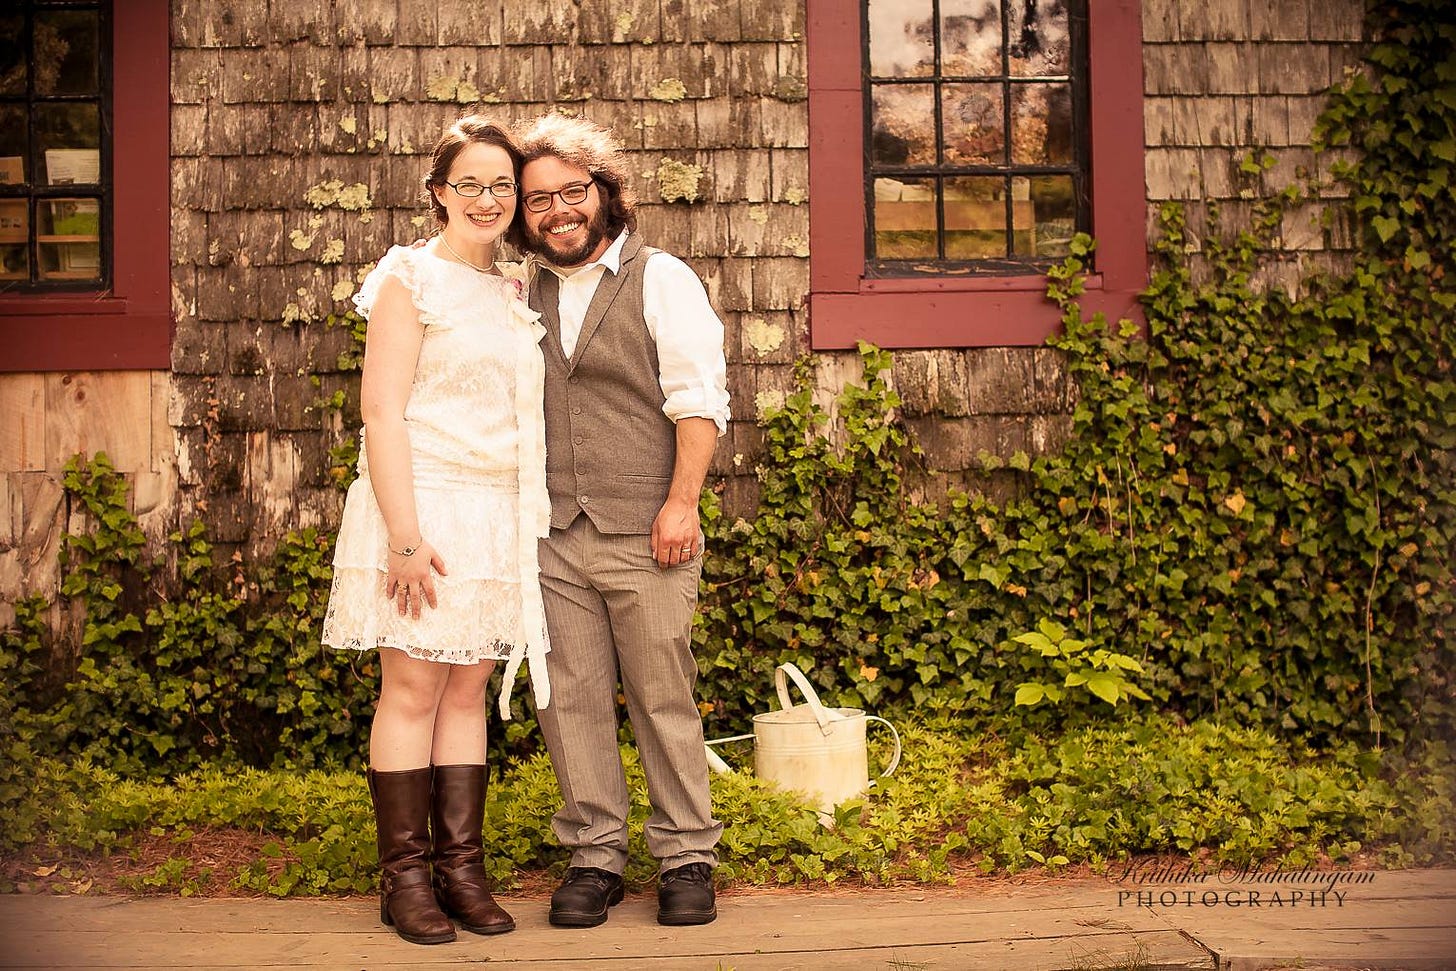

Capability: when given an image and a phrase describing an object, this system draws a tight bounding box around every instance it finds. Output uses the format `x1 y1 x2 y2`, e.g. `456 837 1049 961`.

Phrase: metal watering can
705 662 902 814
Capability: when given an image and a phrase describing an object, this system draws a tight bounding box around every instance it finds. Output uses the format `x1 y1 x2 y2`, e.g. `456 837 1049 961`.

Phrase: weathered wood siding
0 0 1370 629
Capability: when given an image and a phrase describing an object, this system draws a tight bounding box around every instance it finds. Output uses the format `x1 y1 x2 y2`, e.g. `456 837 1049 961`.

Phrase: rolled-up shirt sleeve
642 252 731 435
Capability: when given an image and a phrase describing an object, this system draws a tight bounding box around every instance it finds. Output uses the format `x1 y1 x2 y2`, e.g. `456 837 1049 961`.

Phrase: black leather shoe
548 866 625 928
657 862 716 926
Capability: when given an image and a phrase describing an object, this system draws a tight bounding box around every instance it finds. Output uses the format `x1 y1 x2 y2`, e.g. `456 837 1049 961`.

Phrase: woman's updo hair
422 115 524 226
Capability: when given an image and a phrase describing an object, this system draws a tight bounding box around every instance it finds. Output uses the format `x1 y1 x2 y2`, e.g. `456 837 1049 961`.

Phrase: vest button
573 436 583 445
571 406 582 415
578 495 590 504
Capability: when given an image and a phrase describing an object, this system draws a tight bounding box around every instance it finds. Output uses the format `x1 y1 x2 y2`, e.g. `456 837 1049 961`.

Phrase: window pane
873 176 938 258
941 0 1003 77
871 84 937 167
35 103 100 184
0 198 27 282
868 0 935 77
942 83 1004 165
38 196 101 282
944 175 1006 258
1010 82 1073 165
1008 0 1071 77
0 14 25 96
34 10 100 96
1014 174 1076 257
0 105 29 182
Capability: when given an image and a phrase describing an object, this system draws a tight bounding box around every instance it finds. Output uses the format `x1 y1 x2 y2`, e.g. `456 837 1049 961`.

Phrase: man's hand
650 497 700 568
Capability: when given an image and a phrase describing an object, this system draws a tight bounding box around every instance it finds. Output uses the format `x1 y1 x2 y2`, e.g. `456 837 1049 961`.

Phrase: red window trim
0 0 172 372
806 0 1147 349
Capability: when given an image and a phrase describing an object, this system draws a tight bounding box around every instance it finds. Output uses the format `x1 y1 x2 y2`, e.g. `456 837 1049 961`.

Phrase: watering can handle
774 663 836 735
864 715 903 782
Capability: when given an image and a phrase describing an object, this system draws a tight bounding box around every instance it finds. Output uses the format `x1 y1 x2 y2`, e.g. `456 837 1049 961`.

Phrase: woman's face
431 141 518 245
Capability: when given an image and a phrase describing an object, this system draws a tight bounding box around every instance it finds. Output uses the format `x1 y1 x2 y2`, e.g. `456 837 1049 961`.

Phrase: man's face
520 156 612 267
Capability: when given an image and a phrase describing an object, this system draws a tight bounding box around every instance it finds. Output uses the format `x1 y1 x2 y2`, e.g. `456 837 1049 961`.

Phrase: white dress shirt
537 229 731 434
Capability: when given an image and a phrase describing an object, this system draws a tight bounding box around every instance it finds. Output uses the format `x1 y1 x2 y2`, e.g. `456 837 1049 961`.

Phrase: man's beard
527 203 611 267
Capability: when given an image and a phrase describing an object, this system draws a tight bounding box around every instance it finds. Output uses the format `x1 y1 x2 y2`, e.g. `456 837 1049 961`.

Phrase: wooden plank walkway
1 869 1452 970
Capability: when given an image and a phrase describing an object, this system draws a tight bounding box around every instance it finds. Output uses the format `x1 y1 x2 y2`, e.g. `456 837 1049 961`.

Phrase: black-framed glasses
444 180 517 199
522 181 594 213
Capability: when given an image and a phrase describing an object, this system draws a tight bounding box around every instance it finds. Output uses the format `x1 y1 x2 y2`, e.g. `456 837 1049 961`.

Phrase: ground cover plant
1 0 1452 893
3 718 1450 896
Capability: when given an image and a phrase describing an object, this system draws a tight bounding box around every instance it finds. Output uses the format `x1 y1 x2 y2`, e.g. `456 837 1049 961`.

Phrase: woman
321 116 550 946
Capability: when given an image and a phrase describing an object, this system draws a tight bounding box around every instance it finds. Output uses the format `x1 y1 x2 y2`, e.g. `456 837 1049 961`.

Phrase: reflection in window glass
38 195 101 282
1008 0 1070 76
868 0 935 77
1011 83 1073 165
0 105 28 176
0 16 26 97
871 84 937 167
873 176 938 258
34 103 100 183
34 10 100 96
0 196 27 282
942 83 1004 165
1022 174 1076 258
941 0 1002 77
944 175 1007 259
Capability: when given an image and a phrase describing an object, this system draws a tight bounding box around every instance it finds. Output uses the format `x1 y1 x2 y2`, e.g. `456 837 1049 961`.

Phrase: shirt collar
539 228 631 280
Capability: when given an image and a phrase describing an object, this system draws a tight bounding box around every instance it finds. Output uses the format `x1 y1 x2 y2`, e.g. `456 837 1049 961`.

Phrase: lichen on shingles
305 180 373 212
656 159 703 203
754 389 786 418
743 317 786 355
426 75 481 103
649 78 687 102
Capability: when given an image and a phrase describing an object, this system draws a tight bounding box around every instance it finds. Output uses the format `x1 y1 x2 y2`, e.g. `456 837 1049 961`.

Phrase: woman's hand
385 539 448 619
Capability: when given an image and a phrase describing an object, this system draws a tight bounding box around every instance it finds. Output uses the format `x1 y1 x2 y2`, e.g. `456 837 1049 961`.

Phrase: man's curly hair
505 114 637 251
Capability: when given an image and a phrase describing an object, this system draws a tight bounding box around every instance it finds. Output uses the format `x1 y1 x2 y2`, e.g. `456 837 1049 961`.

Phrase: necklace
438 234 494 273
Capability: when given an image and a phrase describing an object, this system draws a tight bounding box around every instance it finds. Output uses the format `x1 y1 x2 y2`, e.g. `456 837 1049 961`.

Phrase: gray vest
532 234 677 533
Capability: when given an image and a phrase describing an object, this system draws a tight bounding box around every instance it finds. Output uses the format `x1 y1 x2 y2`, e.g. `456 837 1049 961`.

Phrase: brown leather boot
431 764 516 935
368 767 457 945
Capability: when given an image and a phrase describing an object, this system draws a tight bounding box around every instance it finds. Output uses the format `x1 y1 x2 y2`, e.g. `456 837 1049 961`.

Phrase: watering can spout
705 746 732 775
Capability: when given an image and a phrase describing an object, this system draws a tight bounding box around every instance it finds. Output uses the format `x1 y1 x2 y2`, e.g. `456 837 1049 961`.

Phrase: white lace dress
321 246 551 718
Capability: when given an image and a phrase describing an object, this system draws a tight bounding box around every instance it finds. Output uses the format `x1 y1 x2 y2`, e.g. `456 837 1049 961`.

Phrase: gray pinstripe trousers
532 515 723 874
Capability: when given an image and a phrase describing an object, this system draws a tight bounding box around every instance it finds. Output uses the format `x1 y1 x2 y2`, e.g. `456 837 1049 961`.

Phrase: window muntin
864 0 1088 275
0 1 109 291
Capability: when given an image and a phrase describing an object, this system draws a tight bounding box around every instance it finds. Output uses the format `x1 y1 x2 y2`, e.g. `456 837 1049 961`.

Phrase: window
0 1 109 290
866 0 1087 273
0 0 170 371
808 0 1147 348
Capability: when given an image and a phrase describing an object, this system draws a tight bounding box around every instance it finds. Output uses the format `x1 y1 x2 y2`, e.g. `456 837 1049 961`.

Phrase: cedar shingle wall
1142 0 1366 292
0 0 1370 626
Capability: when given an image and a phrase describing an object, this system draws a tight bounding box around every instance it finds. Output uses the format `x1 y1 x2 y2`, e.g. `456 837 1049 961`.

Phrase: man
505 115 728 928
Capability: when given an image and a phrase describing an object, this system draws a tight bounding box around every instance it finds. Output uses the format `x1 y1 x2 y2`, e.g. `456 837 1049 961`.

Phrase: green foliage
691 1 1455 747
1012 619 1149 708
5 720 1447 894
33 455 378 777
322 308 368 490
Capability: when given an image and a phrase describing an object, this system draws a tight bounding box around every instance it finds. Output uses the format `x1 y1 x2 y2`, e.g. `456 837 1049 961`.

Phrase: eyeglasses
522 181 594 213
444 180 517 199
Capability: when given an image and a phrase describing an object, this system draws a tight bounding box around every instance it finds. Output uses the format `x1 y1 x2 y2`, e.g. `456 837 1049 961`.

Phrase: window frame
807 0 1147 349
0 0 171 371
